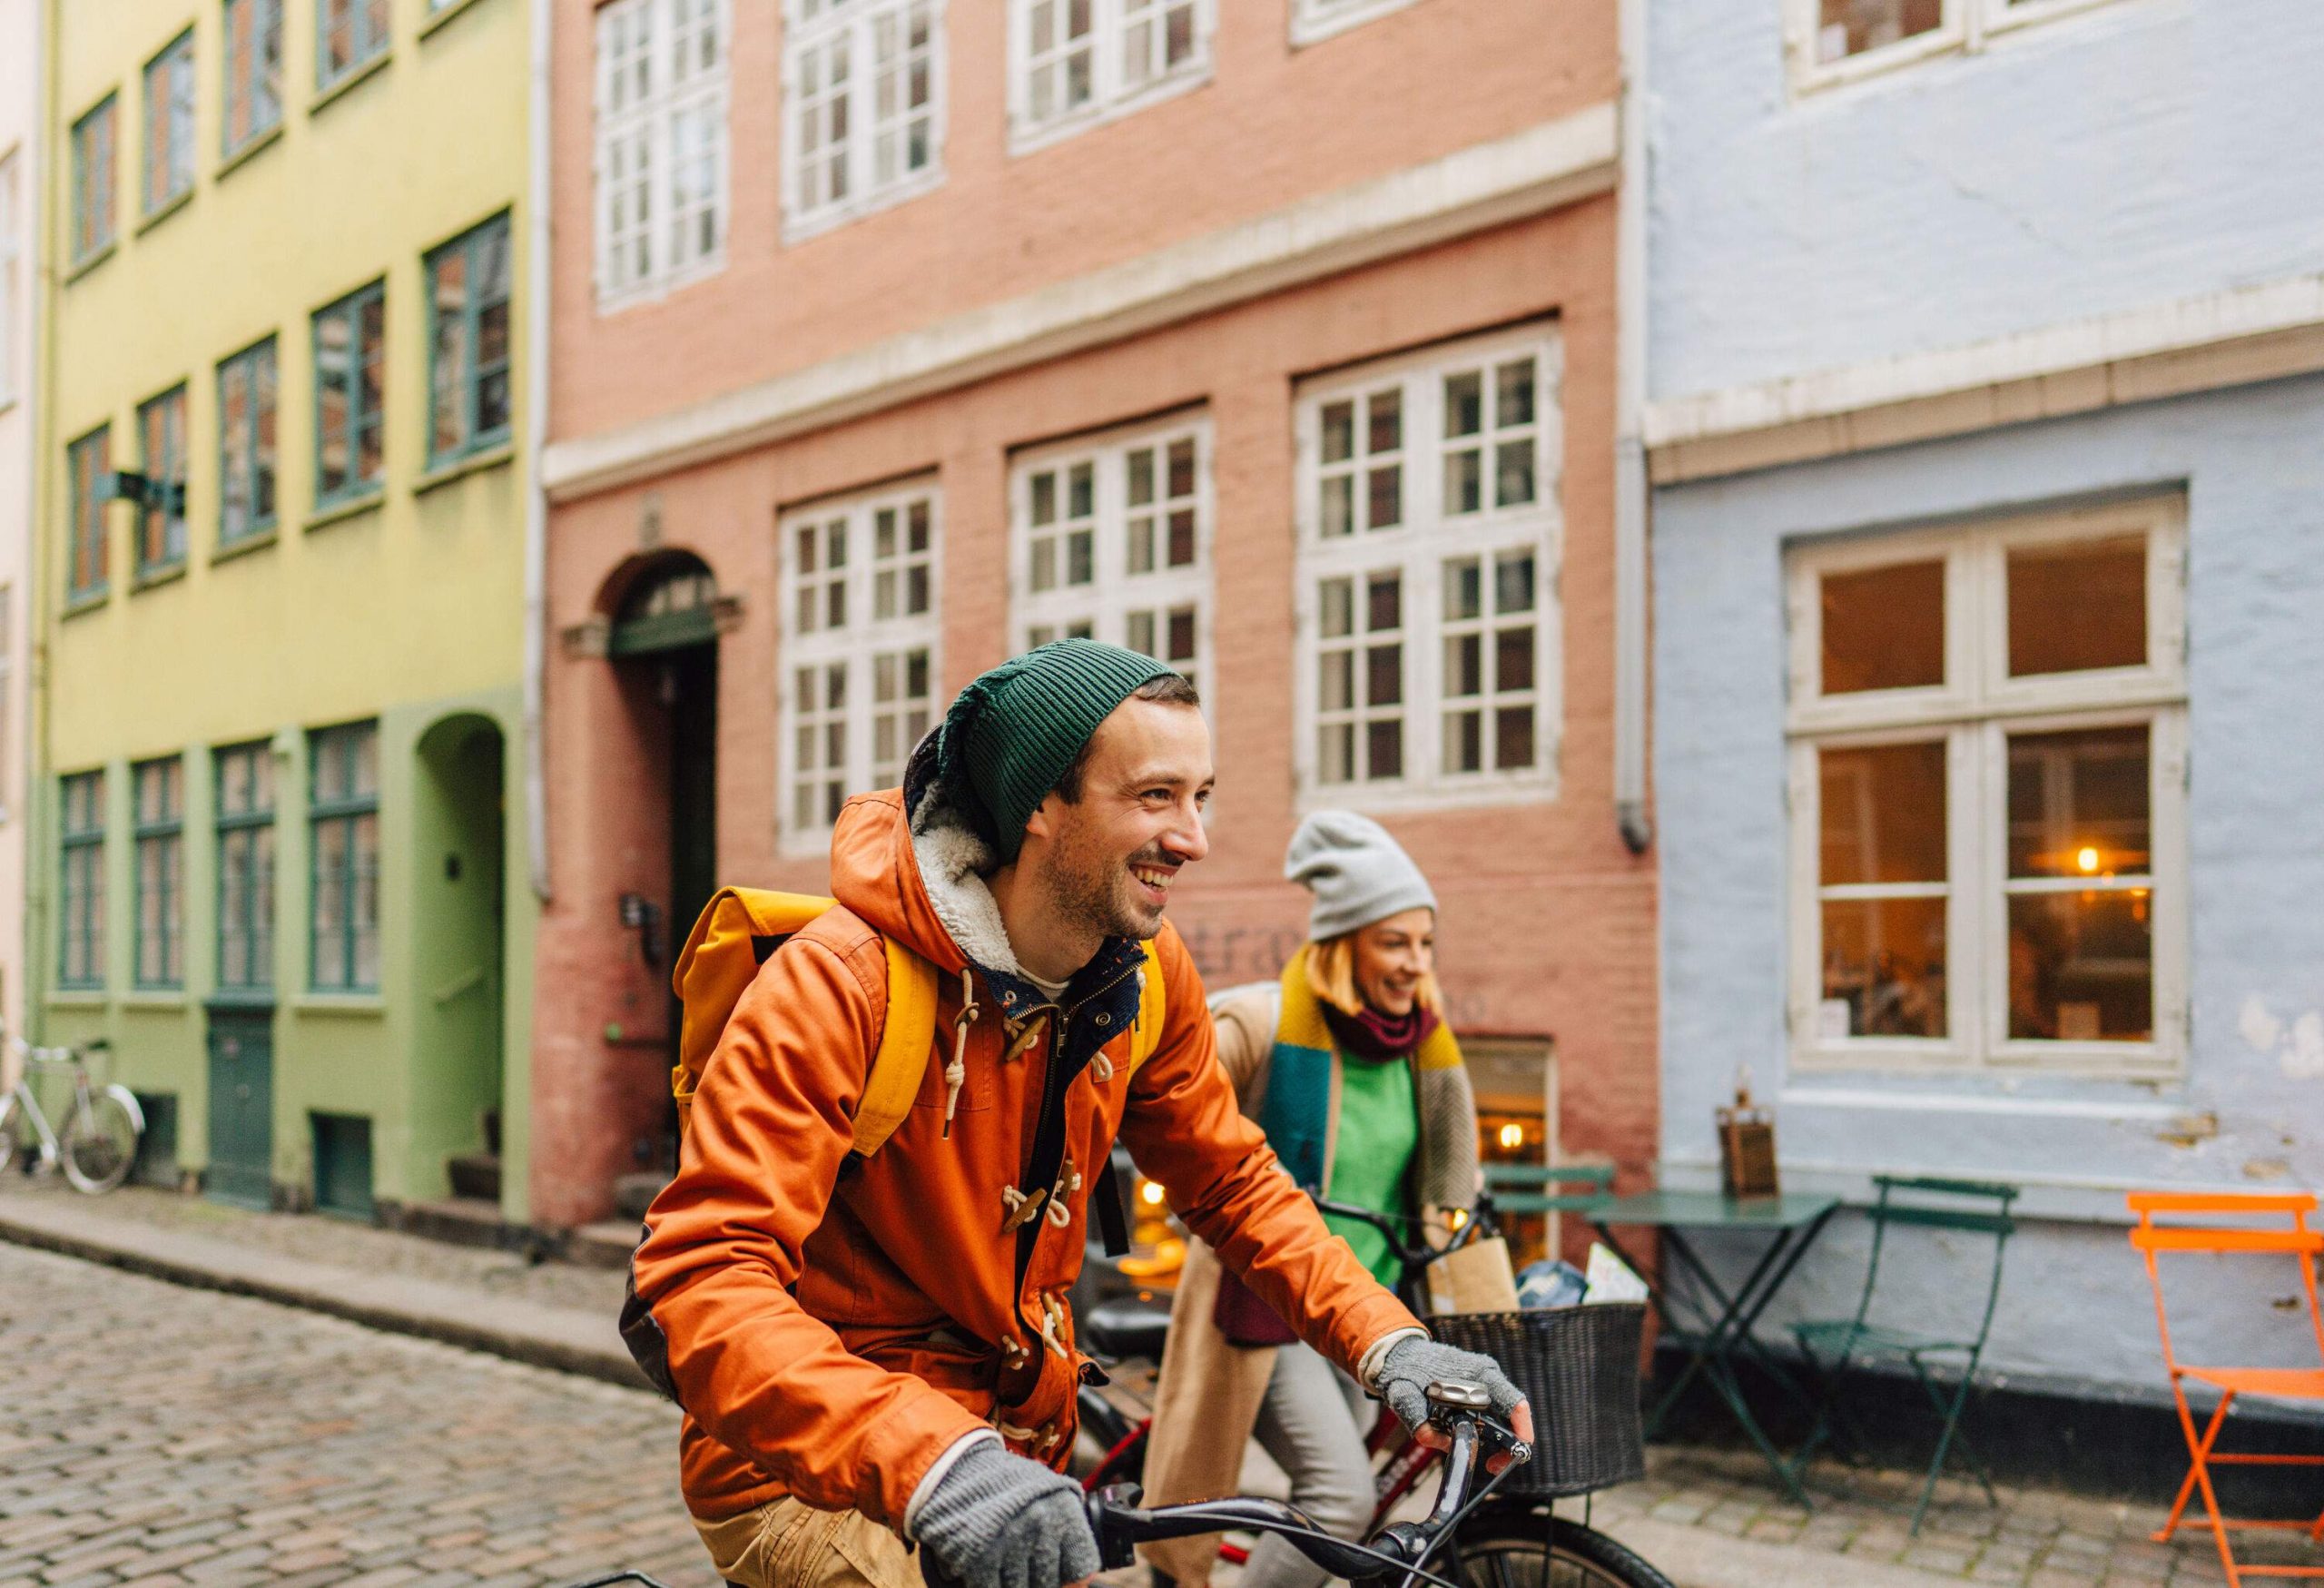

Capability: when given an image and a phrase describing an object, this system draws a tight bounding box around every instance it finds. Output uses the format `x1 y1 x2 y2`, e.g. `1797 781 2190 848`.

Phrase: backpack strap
1126 938 1167 1076
852 936 940 1157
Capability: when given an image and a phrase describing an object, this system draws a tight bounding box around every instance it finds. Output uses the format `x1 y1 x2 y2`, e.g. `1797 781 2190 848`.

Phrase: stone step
568 1220 642 1272
614 1171 669 1223
447 1151 502 1202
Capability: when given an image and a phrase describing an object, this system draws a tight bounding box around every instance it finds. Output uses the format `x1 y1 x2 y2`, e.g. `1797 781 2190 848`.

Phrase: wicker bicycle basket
1422 1303 1647 1498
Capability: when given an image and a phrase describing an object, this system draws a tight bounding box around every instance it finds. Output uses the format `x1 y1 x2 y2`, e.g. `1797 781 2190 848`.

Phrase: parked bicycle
0 1031 143 1194
1075 1193 1673 1588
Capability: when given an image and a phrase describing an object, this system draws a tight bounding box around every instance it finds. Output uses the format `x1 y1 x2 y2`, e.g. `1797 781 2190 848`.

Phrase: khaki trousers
694 1498 926 1588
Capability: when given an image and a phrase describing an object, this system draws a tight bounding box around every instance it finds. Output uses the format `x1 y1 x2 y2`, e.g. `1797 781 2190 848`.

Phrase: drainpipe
25 0 58 1039
522 0 552 902
1610 0 1653 857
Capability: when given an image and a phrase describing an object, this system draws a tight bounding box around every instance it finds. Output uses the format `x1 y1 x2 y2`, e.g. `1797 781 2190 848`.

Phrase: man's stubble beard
1039 824 1168 945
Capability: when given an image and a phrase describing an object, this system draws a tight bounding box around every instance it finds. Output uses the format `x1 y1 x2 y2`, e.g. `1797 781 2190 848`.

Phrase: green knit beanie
937 639 1177 863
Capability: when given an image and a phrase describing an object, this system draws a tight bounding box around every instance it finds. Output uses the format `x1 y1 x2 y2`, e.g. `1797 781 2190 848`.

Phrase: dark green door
206 1009 273 1208
663 643 718 1169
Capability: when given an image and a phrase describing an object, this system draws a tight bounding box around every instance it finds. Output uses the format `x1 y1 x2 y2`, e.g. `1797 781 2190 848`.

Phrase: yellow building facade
35 0 537 1221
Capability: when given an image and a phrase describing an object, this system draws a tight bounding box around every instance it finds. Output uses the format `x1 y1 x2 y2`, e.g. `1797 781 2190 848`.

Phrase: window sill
419 0 494 41
782 165 949 248
306 489 386 533
217 123 285 182
122 990 191 1010
64 242 117 286
593 250 729 317
1008 65 1214 160
293 994 385 1017
133 560 189 594
414 441 514 496
136 188 194 237
1295 768 1561 817
312 50 392 117
61 589 110 620
1290 0 1423 46
211 528 280 567
47 989 109 1007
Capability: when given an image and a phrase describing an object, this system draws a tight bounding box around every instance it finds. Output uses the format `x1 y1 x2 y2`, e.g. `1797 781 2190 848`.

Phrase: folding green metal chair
1785 1175 2018 1534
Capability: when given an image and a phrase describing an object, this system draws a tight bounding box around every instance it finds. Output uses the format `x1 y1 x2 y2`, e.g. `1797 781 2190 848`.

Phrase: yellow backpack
669 886 1168 1160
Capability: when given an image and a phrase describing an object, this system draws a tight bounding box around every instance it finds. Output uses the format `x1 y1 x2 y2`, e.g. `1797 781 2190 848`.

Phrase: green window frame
215 740 276 994
133 756 185 989
425 212 514 468
223 0 285 158
318 0 390 90
143 31 196 215
67 424 111 601
137 386 188 575
58 770 105 990
309 721 379 992
312 281 385 507
218 338 278 545
71 94 116 265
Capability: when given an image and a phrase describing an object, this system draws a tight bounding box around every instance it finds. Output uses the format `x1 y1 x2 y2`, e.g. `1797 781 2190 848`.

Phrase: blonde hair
1305 930 1442 1020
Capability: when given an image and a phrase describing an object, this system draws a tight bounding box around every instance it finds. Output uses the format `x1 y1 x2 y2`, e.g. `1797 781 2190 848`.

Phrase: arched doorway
412 713 507 1205
609 555 720 1189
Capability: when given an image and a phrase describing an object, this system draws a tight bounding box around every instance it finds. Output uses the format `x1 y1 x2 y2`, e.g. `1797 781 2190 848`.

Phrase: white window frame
1783 497 2189 1080
782 0 948 242
1007 411 1214 695
778 478 943 854
0 149 17 409
593 0 731 312
1006 0 1214 155
1289 0 1423 48
1784 0 2123 94
1292 323 1565 814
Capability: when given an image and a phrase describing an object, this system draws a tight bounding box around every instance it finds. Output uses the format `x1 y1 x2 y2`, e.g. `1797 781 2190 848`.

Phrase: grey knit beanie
936 638 1177 863
1285 811 1437 942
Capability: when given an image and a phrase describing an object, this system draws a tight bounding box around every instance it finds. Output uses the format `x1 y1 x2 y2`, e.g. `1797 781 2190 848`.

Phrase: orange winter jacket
625 784 1420 1529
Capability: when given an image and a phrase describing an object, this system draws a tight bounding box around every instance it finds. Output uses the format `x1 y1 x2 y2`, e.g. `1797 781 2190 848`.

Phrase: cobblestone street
0 1243 715 1588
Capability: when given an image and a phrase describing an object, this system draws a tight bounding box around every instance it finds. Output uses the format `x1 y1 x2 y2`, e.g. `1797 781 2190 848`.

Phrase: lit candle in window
1497 1123 1525 1149
1138 1179 1165 1208
2076 846 2100 874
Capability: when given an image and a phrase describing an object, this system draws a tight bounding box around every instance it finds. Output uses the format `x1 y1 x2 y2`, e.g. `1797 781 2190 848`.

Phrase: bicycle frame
0 1079 64 1168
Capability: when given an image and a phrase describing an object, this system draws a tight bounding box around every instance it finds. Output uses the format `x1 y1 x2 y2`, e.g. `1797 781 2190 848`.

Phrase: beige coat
1137 991 1478 1585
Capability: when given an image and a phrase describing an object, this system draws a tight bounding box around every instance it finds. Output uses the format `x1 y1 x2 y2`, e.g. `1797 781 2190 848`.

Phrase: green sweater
1322 1055 1421 1290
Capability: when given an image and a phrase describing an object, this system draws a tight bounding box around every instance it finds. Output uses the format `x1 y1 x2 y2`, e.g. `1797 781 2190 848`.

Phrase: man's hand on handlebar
1374 1336 1534 1474
912 1441 1100 1588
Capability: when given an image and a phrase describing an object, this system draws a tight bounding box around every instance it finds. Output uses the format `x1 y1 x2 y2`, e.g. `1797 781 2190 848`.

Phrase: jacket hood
827 735 1033 981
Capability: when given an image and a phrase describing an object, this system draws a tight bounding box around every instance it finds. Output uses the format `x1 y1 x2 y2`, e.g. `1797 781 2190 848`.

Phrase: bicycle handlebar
1086 1389 1529 1587
1309 1190 1500 1274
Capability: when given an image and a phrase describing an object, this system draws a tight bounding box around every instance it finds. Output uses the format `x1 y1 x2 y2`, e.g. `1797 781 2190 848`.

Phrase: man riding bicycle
624 640 1530 1588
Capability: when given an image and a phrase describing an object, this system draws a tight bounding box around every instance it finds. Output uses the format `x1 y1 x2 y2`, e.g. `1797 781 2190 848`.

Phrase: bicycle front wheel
1453 1511 1677 1588
61 1090 140 1193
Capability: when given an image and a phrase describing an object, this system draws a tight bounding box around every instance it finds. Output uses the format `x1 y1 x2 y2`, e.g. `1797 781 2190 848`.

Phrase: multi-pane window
1785 499 2188 1076
133 757 184 989
218 339 278 545
68 425 112 601
1012 0 1210 145
0 152 20 404
426 214 514 467
59 771 105 990
223 0 286 157
143 32 197 215
137 386 189 574
1790 0 2118 87
313 281 385 505
1012 418 1210 691
72 96 117 265
215 741 276 993
319 0 392 90
1295 326 1562 806
594 0 730 306
783 0 944 237
779 482 941 848
310 721 379 992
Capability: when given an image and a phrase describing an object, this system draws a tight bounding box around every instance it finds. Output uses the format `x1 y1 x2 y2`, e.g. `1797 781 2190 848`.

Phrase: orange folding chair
2128 1190 2324 1585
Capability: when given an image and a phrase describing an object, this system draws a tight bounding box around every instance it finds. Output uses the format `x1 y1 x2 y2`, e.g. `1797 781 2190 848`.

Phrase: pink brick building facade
532 0 1649 1230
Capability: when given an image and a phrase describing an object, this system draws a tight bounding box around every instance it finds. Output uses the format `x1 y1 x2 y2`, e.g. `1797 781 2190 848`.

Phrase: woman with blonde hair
1139 811 1480 1588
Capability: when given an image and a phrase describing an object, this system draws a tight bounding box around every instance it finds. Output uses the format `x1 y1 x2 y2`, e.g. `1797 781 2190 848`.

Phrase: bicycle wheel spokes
62 1092 140 1193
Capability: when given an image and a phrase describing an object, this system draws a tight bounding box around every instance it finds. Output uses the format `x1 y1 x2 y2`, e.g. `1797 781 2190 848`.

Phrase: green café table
1589 1190 1840 1504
